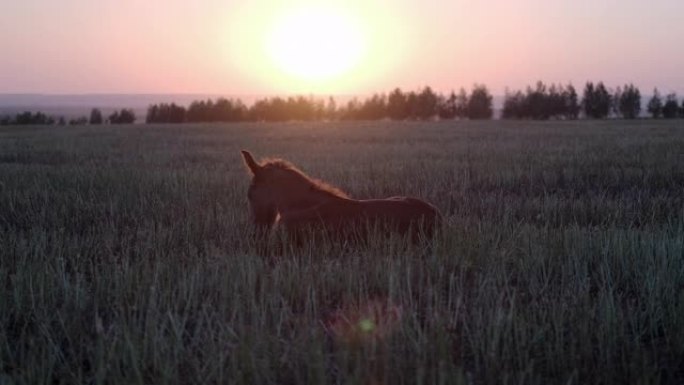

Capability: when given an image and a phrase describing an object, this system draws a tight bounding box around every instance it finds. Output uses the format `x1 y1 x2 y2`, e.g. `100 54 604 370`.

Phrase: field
1 120 683 384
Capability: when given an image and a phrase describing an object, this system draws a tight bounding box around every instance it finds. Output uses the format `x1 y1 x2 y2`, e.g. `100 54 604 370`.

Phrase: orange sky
1 0 683 95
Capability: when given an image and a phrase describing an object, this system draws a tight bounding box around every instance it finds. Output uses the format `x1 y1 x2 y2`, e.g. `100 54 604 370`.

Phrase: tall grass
1 120 683 384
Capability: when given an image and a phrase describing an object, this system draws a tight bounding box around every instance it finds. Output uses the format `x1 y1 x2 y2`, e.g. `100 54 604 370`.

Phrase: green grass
1 120 683 384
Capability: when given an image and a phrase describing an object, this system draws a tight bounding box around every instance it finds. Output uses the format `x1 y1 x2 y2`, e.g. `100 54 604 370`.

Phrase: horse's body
279 196 441 237
241 150 442 242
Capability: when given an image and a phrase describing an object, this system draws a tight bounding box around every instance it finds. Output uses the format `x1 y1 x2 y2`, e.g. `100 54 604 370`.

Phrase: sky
1 0 683 96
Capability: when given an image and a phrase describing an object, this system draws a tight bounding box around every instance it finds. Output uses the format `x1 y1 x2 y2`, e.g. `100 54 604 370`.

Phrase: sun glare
267 6 366 82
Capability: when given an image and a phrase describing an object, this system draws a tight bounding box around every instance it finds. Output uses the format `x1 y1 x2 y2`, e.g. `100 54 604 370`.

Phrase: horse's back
359 196 442 233
279 196 441 240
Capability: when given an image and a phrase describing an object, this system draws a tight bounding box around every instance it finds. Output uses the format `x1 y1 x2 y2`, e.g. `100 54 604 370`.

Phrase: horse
240 150 442 243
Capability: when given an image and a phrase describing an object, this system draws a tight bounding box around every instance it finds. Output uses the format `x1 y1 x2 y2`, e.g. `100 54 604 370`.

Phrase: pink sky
1 0 683 96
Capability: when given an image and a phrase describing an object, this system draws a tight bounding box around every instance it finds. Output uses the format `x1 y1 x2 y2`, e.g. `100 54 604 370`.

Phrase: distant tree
582 81 611 119
57 116 66 126
563 84 580 119
109 109 136 124
467 84 493 119
153 103 187 123
647 88 663 119
146 104 159 123
35 112 49 124
611 86 622 117
526 81 549 119
405 91 419 119
215 98 246 122
455 88 469 119
187 100 209 122
680 100 684 118
415 87 438 120
0 115 11 125
89 108 103 124
323 96 337 120
617 84 641 119
547 84 566 118
15 111 51 125
169 103 187 122
120 108 136 124
502 89 525 119
15 112 32 125
338 98 361 121
247 96 323 122
292 96 316 121
313 98 326 121
358 94 386 120
502 82 576 120
662 93 679 119
438 91 457 119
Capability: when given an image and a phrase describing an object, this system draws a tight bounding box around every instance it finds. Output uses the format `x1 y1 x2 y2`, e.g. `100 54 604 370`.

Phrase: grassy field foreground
1 120 683 384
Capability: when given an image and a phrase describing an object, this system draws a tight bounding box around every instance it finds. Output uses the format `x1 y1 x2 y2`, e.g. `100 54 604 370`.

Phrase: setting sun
266 6 367 82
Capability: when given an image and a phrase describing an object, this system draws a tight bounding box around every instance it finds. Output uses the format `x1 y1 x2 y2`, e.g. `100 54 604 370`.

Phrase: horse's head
241 150 315 228
241 150 276 227
241 149 352 230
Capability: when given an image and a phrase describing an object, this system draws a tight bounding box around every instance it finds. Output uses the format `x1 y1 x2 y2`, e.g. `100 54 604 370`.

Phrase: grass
1 119 683 384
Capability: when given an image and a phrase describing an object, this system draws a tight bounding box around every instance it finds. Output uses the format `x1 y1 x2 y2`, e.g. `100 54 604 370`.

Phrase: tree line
503 82 684 120
0 108 136 126
147 83 684 123
145 85 495 123
2 82 683 126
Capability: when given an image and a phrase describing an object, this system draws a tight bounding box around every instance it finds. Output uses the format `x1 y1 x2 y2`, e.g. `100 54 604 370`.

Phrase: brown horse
241 150 442 242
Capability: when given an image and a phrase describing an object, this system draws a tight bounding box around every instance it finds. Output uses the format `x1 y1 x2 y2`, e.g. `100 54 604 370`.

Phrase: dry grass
1 119 683 384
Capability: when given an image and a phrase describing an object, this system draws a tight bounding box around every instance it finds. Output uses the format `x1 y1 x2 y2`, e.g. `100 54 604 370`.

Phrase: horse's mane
261 158 350 199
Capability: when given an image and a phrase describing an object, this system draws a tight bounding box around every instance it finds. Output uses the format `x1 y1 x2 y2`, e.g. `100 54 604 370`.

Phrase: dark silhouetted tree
247 96 324 122
611 86 622 117
582 82 611 119
313 98 326 121
563 84 580 119
324 96 337 120
387 88 408 120
502 89 526 119
415 86 438 120
338 98 361 121
547 84 566 118
14 111 53 125
467 84 493 119
405 91 419 119
647 88 663 119
89 108 103 124
502 83 577 120
216 98 246 122
145 103 187 123
455 88 469 119
680 100 684 118
146 105 159 123
662 93 679 119
358 94 386 120
438 91 457 119
616 84 641 119
109 109 136 124
526 81 550 119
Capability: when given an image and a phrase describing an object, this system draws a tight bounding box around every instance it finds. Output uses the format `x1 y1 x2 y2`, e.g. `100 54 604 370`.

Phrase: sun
266 6 366 82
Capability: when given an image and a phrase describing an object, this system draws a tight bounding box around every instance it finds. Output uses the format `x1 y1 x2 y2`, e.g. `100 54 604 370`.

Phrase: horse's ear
241 150 261 175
